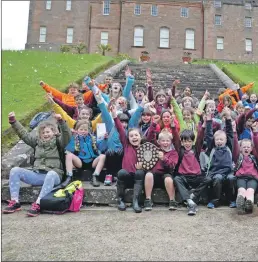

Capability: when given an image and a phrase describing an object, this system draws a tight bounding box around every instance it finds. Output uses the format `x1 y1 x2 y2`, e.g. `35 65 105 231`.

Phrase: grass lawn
192 59 258 94
2 51 114 132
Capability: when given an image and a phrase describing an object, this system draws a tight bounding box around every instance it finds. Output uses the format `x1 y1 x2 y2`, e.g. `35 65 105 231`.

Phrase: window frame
214 0 222 8
245 17 252 28
46 0 51 10
245 3 252 10
134 26 144 47
216 37 224 50
101 32 109 45
151 4 158 16
66 27 74 44
215 15 222 25
66 0 72 11
39 26 47 43
134 4 141 15
245 38 252 52
181 7 189 18
185 29 195 50
159 27 170 48
103 0 110 15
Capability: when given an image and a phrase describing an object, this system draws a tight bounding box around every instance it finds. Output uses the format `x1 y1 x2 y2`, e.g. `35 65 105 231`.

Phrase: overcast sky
2 1 30 50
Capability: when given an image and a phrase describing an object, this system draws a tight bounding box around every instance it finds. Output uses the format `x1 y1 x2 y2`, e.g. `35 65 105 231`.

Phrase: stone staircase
113 62 226 99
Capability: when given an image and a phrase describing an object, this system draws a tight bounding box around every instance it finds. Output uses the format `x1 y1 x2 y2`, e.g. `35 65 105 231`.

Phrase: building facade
25 0 258 62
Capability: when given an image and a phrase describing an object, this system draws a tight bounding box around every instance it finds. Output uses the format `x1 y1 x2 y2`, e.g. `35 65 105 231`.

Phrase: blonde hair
158 131 173 141
74 120 91 131
214 130 226 138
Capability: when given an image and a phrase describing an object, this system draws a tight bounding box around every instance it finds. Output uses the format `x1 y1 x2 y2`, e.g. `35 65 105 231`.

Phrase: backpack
234 154 258 173
29 112 52 129
40 180 84 214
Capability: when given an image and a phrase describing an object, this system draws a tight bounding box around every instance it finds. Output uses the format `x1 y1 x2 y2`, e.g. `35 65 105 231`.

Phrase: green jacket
11 120 71 179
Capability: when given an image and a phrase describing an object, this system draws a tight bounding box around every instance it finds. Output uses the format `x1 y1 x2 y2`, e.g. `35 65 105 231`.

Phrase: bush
60 45 71 53
97 44 112 56
116 53 132 61
74 42 87 54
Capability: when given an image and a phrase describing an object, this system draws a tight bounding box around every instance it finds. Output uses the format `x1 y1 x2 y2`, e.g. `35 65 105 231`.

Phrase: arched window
185 29 195 49
134 26 144 46
160 27 169 48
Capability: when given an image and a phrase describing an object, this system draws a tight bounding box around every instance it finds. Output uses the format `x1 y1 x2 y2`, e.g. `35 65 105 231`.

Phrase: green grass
2 50 114 131
192 59 258 94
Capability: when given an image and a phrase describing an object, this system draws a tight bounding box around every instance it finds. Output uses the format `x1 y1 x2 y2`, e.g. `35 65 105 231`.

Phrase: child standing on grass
144 115 179 211
65 120 106 187
3 112 71 217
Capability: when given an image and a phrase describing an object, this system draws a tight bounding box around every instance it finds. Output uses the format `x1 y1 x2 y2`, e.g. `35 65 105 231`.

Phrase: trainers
188 204 197 216
144 199 153 211
236 195 245 215
27 203 40 217
2 200 21 214
169 200 178 211
104 174 112 186
245 199 253 214
229 201 236 208
92 175 100 187
207 202 215 209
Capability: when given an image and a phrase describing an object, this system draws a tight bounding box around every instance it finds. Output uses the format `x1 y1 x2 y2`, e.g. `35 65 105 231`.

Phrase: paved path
2 205 258 261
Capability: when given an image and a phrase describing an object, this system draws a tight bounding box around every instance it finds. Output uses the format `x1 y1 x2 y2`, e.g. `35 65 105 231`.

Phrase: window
216 37 224 50
185 29 195 49
134 27 144 46
245 3 252 10
66 0 71 11
101 32 108 45
66 28 74 44
160 28 169 48
215 15 222 25
181 7 189 18
135 4 141 15
39 27 46 42
245 39 252 52
103 0 110 15
46 0 51 10
214 0 222 8
245 17 252 27
151 5 158 16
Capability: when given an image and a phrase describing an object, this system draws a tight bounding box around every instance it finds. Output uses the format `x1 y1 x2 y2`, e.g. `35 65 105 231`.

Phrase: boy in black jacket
206 107 236 209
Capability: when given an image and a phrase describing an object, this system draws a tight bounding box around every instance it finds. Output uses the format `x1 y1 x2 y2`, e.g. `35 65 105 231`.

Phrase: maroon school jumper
114 117 138 173
147 122 179 174
233 131 258 179
177 125 205 175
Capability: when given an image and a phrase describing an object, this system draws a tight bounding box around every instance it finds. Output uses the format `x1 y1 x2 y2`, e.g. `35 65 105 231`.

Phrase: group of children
3 66 258 217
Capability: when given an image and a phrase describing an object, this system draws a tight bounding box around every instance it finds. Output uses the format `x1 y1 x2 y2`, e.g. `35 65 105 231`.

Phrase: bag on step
40 180 84 214
29 112 52 129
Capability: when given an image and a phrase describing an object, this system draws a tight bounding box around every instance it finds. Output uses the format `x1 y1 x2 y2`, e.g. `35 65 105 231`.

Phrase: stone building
25 0 258 62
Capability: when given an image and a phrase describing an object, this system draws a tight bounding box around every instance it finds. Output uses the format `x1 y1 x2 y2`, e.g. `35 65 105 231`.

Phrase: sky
2 1 30 50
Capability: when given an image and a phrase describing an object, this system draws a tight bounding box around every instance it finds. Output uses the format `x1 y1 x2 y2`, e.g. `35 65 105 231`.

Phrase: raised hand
94 90 103 104
153 114 160 124
53 113 62 121
158 151 164 160
140 96 149 107
146 68 152 85
135 162 143 170
125 65 132 77
8 112 15 118
252 122 258 132
232 120 237 132
39 80 45 86
173 79 180 87
204 90 210 100
46 92 54 104
110 105 117 119
223 107 231 119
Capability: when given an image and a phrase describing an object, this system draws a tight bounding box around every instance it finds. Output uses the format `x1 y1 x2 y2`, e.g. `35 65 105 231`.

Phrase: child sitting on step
232 122 258 214
3 112 71 217
111 105 145 213
143 115 179 211
205 107 236 209
65 120 106 187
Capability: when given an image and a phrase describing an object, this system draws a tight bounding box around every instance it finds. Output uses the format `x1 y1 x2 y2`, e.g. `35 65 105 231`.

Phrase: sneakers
2 200 21 214
245 199 253 214
169 200 178 211
188 204 197 216
229 201 236 208
144 198 153 211
207 202 215 209
92 175 100 187
104 174 112 186
236 195 245 215
27 203 40 217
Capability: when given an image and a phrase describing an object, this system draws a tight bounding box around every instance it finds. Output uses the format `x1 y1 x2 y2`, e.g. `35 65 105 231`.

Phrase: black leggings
117 169 145 188
237 177 258 191
105 149 123 176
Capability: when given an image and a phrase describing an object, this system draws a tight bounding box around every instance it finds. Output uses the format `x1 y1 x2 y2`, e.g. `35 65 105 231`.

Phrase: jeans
9 167 61 203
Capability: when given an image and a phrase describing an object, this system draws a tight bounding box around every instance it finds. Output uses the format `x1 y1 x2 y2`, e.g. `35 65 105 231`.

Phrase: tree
97 44 112 56
74 42 87 54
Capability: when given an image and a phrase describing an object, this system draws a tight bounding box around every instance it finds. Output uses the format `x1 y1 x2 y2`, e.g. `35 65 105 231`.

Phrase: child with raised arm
233 121 258 214
205 107 236 209
110 105 145 213
65 120 106 187
3 112 71 217
144 115 179 211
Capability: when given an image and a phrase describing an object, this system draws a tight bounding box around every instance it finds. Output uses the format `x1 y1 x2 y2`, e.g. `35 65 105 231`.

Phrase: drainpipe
88 5 92 54
118 0 123 54
201 1 205 58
